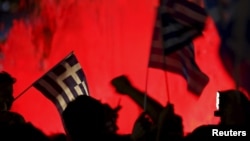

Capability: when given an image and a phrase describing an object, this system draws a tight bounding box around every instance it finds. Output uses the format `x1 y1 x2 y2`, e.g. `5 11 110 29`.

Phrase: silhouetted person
62 95 132 141
111 75 184 141
155 103 184 141
0 111 48 141
185 89 250 140
214 90 250 126
0 111 25 128
0 71 16 111
0 122 51 141
130 111 156 141
111 75 164 123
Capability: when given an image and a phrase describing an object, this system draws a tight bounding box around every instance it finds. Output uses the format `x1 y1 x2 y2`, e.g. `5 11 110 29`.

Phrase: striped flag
148 0 209 95
33 52 89 113
160 0 207 54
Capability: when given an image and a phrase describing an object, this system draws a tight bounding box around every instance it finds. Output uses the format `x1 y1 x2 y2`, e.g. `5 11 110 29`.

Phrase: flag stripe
164 45 208 94
165 0 207 24
33 82 58 104
172 11 204 27
33 83 64 113
80 82 89 96
148 0 209 95
42 74 70 104
76 69 89 96
48 72 75 102
163 29 199 54
176 46 209 93
160 13 203 54
63 75 81 98
165 0 204 12
34 79 66 112
66 54 78 66
33 53 90 114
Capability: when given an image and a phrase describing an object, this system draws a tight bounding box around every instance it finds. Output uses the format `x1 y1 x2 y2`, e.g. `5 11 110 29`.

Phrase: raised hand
111 75 133 95
110 74 164 123
131 112 154 141
156 103 184 141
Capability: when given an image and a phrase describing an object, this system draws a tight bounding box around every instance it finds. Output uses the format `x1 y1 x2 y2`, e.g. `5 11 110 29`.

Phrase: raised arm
111 75 164 123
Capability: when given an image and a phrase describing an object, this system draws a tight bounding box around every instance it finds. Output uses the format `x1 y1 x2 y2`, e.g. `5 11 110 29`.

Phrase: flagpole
13 51 75 101
157 0 170 103
14 84 34 101
143 6 158 111
144 67 149 111
163 71 170 102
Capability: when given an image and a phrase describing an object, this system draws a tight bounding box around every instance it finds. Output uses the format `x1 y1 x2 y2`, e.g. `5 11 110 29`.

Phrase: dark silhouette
214 90 250 126
0 122 51 141
205 0 250 96
111 75 163 123
130 111 156 141
49 133 67 141
0 111 25 128
111 75 184 141
0 104 51 141
155 103 183 141
62 95 132 141
0 71 16 111
185 90 250 140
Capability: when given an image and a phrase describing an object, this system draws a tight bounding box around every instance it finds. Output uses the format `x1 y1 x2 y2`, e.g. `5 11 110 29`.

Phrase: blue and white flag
33 52 89 114
149 0 209 95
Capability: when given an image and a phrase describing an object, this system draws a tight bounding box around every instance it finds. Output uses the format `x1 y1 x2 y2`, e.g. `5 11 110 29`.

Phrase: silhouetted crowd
0 71 250 141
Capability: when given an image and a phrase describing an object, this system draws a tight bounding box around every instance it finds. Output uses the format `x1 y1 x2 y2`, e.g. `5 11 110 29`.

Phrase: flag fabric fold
161 0 207 54
33 52 89 114
148 0 209 95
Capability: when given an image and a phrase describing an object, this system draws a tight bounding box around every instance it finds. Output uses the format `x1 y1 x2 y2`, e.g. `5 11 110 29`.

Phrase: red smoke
1 0 236 135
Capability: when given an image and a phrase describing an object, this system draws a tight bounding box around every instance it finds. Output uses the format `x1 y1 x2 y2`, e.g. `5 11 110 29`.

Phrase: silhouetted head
62 95 120 141
0 111 25 127
0 122 50 141
214 89 250 126
0 71 16 111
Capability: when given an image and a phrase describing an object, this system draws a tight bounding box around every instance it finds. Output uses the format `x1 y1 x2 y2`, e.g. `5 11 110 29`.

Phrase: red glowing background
0 0 238 136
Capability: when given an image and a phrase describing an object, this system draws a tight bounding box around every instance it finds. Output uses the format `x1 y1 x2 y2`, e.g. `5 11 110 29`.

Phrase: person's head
62 95 120 141
0 111 25 127
0 122 50 141
214 89 250 126
0 71 16 111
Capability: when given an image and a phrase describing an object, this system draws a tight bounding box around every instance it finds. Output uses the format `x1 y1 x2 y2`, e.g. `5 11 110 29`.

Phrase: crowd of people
0 71 249 140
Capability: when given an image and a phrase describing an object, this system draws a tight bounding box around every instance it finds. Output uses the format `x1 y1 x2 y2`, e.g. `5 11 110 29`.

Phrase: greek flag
33 52 89 114
148 0 209 95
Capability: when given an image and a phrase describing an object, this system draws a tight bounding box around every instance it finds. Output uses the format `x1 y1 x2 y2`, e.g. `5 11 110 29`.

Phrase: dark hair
62 95 106 141
0 111 25 127
0 122 50 141
0 71 16 84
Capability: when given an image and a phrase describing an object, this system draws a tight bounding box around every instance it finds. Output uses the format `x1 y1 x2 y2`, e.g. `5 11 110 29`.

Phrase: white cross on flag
33 52 89 114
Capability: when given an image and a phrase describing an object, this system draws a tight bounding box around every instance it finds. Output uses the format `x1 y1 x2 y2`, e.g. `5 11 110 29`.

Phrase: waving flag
160 0 207 53
33 52 89 113
149 0 209 95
